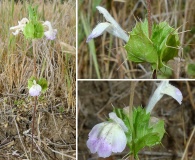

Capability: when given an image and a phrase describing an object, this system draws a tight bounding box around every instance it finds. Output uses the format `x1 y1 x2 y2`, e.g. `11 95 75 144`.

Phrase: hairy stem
31 39 37 153
129 81 137 159
32 40 37 78
31 96 37 153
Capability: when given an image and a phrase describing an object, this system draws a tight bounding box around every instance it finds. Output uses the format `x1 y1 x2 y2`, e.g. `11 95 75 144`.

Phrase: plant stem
31 39 37 153
152 69 157 79
147 0 152 38
32 39 37 79
129 82 136 159
31 96 37 153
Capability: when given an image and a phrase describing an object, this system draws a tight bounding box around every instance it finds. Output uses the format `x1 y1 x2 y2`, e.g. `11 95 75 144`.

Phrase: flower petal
96 6 129 42
109 112 128 132
86 22 111 43
44 29 57 40
10 18 29 35
146 81 183 113
29 84 42 97
111 125 127 152
161 83 183 104
87 120 127 158
43 21 57 40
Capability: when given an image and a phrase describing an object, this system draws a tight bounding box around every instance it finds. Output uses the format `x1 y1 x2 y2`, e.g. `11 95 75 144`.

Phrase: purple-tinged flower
146 81 183 113
87 6 129 43
29 80 42 97
10 18 29 35
87 112 128 158
43 21 57 40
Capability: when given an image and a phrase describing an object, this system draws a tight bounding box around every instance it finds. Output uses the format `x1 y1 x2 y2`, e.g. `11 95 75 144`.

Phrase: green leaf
131 107 165 157
125 19 180 71
125 20 158 67
23 22 35 39
34 22 44 38
23 5 44 39
37 78 48 93
28 5 38 22
114 106 165 158
27 76 36 89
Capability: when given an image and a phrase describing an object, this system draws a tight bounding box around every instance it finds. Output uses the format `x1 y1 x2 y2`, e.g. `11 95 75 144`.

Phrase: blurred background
78 0 195 79
78 81 195 159
0 0 76 159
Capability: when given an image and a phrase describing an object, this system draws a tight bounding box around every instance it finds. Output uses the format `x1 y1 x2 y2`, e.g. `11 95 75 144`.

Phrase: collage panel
0 0 76 159
78 81 195 159
78 0 195 79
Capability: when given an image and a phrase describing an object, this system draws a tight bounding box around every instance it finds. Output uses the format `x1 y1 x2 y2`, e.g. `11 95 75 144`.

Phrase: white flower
10 18 29 35
87 6 129 43
29 80 42 97
146 81 183 113
43 21 57 40
87 112 127 158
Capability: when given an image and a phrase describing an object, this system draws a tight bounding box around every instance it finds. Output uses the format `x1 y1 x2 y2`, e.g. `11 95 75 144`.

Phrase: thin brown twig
147 0 152 38
186 81 195 110
146 0 157 79
14 116 29 159
181 127 195 160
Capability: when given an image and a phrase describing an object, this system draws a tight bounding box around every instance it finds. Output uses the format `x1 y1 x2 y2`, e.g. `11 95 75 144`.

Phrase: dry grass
0 0 76 159
78 0 195 79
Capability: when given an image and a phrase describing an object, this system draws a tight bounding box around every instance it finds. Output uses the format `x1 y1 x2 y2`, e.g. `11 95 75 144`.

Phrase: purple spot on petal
175 88 182 96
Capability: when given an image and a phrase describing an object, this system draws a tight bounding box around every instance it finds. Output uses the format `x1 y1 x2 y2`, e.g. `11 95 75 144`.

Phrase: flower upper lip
146 81 183 113
86 6 129 43
43 21 57 40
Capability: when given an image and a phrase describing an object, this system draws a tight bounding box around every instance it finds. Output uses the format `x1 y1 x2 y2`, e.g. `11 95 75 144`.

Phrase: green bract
23 6 44 39
125 19 180 70
114 106 165 159
28 76 48 93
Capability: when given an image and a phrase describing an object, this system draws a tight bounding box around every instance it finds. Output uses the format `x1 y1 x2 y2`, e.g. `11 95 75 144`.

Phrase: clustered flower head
87 112 128 158
29 80 42 97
